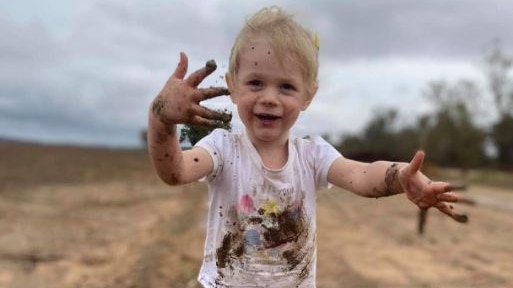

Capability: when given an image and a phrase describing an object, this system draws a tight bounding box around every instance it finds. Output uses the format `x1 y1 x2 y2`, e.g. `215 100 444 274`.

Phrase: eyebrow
242 72 300 84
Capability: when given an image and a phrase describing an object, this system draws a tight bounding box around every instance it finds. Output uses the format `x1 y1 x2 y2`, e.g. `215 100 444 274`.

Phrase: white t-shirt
195 129 341 287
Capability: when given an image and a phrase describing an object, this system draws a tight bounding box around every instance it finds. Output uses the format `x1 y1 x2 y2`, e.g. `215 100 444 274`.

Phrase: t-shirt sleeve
194 128 226 182
308 136 342 190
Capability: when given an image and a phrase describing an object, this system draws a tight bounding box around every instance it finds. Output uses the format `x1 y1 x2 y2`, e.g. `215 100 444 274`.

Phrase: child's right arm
147 52 231 185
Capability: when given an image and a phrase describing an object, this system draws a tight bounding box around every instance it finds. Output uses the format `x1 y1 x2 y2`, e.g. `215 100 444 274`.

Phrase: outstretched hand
399 151 468 223
151 52 232 126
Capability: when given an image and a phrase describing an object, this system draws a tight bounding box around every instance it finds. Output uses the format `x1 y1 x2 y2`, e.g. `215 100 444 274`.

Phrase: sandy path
0 180 195 288
0 182 511 287
317 184 513 287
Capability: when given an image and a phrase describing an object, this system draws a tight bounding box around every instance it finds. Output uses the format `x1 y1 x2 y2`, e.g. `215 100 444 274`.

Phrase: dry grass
0 140 152 193
1 140 512 287
429 167 513 189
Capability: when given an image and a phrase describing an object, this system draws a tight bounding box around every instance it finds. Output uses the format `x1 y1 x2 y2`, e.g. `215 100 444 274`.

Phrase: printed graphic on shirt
215 183 312 285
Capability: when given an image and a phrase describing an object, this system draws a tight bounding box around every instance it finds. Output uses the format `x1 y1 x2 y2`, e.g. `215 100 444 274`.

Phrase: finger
194 86 230 101
452 213 469 223
435 202 468 223
436 192 459 202
430 181 459 195
450 211 469 223
443 183 467 192
418 201 431 209
173 52 188 80
190 115 222 127
191 105 232 123
434 202 453 217
185 59 218 87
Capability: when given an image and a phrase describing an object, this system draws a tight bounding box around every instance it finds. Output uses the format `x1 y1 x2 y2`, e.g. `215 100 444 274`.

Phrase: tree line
336 44 513 170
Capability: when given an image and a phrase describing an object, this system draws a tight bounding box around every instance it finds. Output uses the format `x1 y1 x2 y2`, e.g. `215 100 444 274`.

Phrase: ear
301 99 312 111
225 73 237 104
301 86 318 111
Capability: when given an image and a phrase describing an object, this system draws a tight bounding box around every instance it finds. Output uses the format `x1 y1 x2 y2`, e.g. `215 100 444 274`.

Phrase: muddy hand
425 181 469 223
151 52 231 126
434 183 469 223
401 151 468 223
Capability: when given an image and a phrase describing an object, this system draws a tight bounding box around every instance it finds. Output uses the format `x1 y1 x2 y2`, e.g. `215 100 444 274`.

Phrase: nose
258 89 279 106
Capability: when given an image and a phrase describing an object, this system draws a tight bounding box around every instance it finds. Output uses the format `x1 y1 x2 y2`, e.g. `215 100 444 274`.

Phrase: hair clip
313 33 320 51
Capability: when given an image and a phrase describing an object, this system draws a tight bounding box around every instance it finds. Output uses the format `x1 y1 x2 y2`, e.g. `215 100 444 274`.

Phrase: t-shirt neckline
241 129 293 174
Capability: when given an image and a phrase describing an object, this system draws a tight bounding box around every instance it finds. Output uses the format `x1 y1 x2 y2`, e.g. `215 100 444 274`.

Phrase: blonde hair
228 6 319 96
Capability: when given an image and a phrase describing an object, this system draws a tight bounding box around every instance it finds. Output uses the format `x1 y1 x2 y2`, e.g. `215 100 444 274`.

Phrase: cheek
236 101 253 118
283 99 304 113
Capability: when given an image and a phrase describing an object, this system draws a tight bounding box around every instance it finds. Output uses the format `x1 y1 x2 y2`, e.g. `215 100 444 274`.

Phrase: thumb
405 150 425 176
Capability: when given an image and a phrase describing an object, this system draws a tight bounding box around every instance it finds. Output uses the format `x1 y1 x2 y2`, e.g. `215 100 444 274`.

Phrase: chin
254 129 287 142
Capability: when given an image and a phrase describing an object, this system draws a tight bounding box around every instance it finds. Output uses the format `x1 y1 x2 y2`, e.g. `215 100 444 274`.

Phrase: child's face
227 36 312 145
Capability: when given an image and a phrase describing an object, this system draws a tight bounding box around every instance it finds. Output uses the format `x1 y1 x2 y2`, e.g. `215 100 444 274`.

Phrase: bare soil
1 141 512 287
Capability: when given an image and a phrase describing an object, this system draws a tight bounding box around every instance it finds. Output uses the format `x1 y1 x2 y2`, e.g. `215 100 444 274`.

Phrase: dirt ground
1 143 513 287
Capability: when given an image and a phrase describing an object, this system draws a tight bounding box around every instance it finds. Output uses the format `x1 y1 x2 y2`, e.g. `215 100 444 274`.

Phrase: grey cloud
297 0 513 60
1 0 511 147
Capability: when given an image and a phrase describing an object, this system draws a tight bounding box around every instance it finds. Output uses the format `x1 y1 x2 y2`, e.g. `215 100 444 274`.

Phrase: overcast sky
1 0 511 147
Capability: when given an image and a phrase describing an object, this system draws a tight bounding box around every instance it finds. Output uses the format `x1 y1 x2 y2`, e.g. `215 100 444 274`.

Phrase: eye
247 80 263 90
280 83 297 92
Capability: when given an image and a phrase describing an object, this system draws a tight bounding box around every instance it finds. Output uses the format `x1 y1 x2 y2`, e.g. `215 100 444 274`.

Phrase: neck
247 132 289 169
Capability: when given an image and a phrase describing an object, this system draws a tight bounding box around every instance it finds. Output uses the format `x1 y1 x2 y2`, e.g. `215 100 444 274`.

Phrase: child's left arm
327 150 466 222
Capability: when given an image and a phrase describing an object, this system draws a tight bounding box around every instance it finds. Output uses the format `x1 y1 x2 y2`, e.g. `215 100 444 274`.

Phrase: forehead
240 36 274 58
238 37 302 77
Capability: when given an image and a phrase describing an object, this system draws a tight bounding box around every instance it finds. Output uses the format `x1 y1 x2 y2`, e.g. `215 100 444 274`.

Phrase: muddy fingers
444 183 467 192
212 109 232 123
192 105 232 123
199 87 230 101
435 202 469 223
186 59 219 87
191 115 228 127
190 115 215 126
452 213 469 223
436 192 459 202
205 59 217 74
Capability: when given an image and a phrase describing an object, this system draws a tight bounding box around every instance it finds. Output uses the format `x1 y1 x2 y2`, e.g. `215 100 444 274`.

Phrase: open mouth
255 113 281 121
